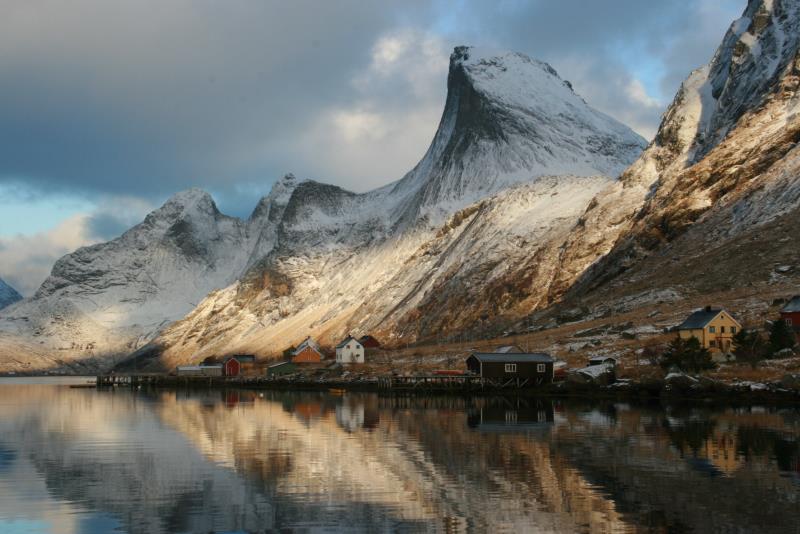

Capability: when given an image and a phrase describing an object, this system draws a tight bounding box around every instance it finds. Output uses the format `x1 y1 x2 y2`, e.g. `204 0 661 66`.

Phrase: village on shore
153 295 800 397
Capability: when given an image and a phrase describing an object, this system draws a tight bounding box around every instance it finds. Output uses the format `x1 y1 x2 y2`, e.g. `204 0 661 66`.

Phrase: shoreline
84 374 800 404
3 373 800 404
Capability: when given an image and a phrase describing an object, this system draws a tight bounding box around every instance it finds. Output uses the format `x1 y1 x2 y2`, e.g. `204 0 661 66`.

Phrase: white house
336 335 365 363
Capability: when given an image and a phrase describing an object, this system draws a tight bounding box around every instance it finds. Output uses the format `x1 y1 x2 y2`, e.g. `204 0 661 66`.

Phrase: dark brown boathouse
466 352 554 384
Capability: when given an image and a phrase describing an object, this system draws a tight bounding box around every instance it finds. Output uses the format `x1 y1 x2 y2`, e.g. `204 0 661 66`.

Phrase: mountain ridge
0 45 647 373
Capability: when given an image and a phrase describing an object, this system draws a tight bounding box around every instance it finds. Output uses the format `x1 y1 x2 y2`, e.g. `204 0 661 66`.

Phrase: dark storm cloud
0 0 431 209
0 0 745 215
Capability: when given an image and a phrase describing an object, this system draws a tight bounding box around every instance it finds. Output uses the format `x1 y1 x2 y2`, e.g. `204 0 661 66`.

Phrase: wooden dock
377 375 536 391
95 373 545 392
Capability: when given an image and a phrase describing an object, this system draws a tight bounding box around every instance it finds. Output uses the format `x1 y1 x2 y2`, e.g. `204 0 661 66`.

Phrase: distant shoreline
3 372 800 403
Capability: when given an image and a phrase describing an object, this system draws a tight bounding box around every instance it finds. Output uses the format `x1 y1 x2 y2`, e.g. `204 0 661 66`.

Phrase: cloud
297 29 449 191
426 0 744 138
0 215 99 296
0 195 154 295
0 0 429 205
0 0 745 213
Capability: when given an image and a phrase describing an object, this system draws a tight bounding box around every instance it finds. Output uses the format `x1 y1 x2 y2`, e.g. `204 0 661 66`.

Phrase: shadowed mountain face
0 278 21 310
0 46 646 372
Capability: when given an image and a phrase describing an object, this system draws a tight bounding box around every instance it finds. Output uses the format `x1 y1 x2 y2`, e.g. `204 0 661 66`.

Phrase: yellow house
676 307 741 358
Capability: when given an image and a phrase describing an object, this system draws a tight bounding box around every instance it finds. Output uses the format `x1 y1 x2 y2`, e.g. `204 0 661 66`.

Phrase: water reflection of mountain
548 405 800 533
0 386 798 533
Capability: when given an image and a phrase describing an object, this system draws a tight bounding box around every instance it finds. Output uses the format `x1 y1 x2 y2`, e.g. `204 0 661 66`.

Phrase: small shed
176 365 203 377
266 361 298 377
223 357 241 377
781 296 800 334
176 365 222 377
588 356 618 367
466 352 554 383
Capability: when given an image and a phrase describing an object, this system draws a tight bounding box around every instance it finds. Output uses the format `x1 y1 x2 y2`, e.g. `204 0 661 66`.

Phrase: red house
781 296 800 338
291 337 325 364
223 357 241 377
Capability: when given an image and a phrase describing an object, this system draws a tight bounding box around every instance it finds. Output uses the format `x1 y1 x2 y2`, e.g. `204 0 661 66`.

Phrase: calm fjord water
0 379 798 533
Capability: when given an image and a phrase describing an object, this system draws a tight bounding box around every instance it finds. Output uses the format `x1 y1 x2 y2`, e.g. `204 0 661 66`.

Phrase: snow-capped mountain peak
388 46 647 224
0 45 648 372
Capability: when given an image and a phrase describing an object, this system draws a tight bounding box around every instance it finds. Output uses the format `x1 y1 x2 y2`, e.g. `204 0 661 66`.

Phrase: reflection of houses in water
336 403 364 432
334 400 380 432
467 399 554 432
293 402 325 422
701 431 742 476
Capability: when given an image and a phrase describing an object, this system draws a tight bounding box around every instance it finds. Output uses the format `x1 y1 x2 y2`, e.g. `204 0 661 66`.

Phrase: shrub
768 319 796 356
660 336 715 373
732 329 767 369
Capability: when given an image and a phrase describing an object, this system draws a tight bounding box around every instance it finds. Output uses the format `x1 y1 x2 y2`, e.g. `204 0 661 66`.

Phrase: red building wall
224 358 241 377
782 312 800 335
292 346 323 363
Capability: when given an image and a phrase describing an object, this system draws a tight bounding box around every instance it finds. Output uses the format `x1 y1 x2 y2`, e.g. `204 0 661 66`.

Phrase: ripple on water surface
0 382 798 533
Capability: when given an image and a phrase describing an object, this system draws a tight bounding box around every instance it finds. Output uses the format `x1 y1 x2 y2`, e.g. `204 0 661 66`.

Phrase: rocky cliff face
119 48 645 370
550 0 800 302
0 278 22 310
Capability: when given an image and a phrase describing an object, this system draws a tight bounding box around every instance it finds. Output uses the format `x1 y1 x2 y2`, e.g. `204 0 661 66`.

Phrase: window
787 318 793 326
709 326 716 333
720 326 726 333
709 340 716 347
347 344 351 349
504 363 517 373
537 364 546 373
731 326 737 334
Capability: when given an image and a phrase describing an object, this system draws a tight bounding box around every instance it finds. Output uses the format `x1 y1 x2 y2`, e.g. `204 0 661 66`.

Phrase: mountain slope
0 278 22 310
122 48 645 369
0 183 296 371
0 46 646 372
388 46 645 225
548 0 800 303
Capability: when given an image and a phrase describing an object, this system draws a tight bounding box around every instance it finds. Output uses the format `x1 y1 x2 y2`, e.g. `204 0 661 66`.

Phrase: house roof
494 345 523 354
782 296 800 313
336 335 360 349
228 354 256 363
468 352 553 364
294 337 322 355
676 308 732 330
588 356 618 363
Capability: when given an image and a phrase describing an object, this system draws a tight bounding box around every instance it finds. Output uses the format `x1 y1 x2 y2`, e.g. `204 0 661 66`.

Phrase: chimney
705 305 712 312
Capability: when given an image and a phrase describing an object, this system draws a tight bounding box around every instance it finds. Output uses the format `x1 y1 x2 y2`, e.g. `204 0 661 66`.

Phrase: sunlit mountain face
0 380 799 533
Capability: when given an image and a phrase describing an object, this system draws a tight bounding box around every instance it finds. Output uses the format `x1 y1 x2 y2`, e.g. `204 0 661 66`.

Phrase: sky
0 0 744 296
